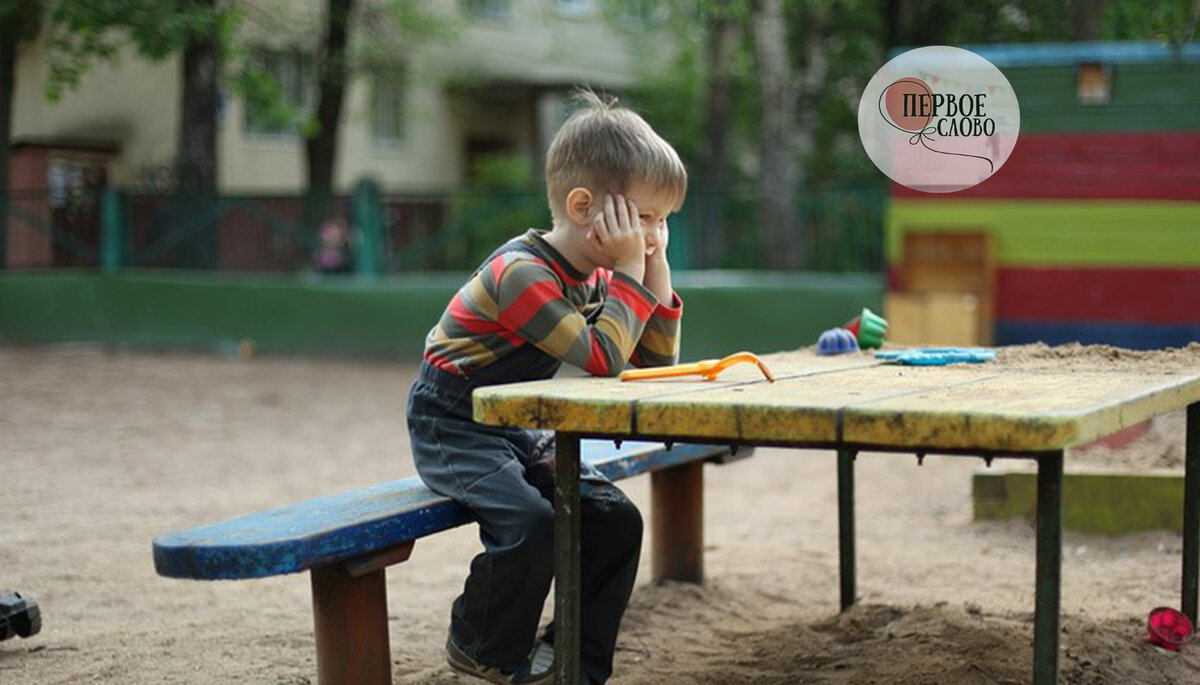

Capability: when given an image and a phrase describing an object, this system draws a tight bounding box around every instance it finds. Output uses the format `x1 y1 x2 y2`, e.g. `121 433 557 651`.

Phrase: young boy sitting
406 91 686 685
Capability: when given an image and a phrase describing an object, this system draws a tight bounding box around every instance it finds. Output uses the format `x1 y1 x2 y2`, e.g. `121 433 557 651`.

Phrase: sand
2 345 1199 684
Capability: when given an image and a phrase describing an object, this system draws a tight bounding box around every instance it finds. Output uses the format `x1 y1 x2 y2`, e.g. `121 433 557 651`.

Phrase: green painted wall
0 272 883 360
886 199 1200 267
1005 64 1200 132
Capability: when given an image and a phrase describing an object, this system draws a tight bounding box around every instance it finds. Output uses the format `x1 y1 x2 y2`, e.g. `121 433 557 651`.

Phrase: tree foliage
40 0 234 101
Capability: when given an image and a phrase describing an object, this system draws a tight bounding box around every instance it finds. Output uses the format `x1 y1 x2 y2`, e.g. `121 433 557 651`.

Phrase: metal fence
0 183 886 274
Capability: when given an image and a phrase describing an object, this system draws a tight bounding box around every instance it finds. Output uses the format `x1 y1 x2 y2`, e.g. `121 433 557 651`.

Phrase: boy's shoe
529 639 599 685
529 639 555 676
446 635 555 685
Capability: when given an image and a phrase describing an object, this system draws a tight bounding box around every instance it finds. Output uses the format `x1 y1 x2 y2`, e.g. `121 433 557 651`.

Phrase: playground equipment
0 592 41 641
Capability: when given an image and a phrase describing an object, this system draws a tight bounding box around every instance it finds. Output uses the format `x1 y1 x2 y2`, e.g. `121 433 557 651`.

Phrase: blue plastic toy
817 328 860 355
874 348 996 366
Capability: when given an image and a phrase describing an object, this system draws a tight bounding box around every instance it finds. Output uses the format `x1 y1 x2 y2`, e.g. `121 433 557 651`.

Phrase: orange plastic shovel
619 351 776 383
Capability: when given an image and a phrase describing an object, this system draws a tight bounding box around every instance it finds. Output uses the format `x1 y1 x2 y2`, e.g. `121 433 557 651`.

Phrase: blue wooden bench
153 440 749 685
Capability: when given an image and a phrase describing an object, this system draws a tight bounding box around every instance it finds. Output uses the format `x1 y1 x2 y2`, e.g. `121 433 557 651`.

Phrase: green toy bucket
844 307 888 350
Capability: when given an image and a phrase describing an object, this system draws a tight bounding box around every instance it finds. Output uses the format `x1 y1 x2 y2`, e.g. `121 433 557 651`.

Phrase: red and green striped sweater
424 230 682 378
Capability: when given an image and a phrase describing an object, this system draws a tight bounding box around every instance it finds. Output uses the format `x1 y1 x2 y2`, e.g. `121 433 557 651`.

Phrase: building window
1077 63 1112 105
244 49 313 136
462 0 510 20
371 71 406 144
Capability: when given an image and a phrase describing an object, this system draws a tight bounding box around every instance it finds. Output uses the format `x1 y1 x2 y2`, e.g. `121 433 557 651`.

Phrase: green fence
3 182 887 275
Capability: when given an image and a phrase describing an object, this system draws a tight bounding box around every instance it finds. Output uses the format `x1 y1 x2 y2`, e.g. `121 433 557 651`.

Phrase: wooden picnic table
473 349 1200 685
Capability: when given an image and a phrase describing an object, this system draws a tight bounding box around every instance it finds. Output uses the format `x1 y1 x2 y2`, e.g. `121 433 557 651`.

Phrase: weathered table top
474 350 1200 452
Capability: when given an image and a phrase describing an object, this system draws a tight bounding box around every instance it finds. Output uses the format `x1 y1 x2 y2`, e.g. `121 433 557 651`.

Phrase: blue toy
817 328 860 355
874 348 996 366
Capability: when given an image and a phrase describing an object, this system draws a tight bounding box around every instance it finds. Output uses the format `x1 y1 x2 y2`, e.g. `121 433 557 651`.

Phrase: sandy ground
2 345 1199 684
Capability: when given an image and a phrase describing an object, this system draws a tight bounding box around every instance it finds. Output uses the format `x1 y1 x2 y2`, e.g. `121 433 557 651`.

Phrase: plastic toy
1147 606 1193 651
842 307 888 349
875 348 996 366
620 351 776 383
0 592 41 642
817 328 860 355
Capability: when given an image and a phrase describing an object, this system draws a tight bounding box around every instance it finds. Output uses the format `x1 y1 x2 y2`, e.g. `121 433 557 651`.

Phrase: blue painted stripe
152 440 734 580
996 320 1200 350
888 41 1200 66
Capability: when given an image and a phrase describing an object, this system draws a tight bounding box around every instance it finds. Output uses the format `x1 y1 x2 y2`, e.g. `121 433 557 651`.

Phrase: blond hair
545 90 688 222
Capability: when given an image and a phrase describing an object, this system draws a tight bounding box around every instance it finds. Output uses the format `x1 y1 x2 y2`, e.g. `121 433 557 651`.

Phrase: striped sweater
424 230 682 378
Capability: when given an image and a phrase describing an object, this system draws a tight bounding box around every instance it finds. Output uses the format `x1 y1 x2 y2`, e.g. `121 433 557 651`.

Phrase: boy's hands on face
644 218 669 263
588 194 647 278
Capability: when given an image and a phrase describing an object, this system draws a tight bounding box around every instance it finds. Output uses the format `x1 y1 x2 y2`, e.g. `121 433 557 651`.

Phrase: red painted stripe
892 132 1200 200
997 267 1200 323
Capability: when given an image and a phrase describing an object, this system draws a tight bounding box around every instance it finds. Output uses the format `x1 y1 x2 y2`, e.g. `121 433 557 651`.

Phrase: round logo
858 46 1020 193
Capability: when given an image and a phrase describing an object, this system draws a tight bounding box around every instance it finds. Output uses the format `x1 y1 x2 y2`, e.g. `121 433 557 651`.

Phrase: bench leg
1033 450 1063 685
837 448 857 612
651 461 704 583
1184 402 1200 622
312 565 391 685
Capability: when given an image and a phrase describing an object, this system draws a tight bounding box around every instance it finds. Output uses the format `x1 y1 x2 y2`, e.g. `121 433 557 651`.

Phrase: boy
406 91 686 685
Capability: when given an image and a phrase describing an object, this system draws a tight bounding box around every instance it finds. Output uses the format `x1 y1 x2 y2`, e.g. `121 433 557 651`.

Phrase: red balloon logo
883 77 933 133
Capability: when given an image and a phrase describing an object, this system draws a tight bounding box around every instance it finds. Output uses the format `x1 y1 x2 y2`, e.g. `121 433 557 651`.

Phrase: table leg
1183 402 1200 622
554 433 581 685
1033 450 1063 685
837 449 857 612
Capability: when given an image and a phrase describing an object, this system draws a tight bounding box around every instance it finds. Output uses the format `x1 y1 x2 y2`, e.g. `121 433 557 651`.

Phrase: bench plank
153 441 734 580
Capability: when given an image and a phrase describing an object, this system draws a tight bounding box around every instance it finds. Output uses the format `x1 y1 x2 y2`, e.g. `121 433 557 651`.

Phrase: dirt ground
2 345 1199 684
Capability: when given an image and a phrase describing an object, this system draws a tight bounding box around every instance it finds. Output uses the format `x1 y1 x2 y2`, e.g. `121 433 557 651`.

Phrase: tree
699 2 745 266
305 0 356 233
0 0 41 268
752 0 799 270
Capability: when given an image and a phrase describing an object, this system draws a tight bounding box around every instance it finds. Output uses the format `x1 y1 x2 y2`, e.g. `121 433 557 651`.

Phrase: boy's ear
565 187 593 226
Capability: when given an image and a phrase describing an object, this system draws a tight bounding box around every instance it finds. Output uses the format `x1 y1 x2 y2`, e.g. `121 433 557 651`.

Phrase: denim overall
406 237 643 684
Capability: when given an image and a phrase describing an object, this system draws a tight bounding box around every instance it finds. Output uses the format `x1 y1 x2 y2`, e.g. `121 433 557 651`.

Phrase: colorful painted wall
886 43 1200 349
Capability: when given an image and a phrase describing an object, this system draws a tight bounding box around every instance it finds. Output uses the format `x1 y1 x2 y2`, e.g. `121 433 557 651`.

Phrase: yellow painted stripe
886 199 1200 266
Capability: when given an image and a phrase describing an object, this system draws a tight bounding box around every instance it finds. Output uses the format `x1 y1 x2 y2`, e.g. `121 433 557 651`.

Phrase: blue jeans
407 362 642 684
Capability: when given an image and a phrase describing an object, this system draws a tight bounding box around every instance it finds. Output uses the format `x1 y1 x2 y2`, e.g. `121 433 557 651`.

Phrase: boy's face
580 182 673 267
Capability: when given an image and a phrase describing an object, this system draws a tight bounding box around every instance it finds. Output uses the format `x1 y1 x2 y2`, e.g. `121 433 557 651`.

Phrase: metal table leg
1183 402 1200 622
1033 450 1063 685
554 433 581 685
837 448 857 612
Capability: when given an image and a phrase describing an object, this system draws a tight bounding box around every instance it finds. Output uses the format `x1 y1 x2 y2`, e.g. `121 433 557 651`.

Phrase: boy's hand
588 194 646 274
644 218 669 263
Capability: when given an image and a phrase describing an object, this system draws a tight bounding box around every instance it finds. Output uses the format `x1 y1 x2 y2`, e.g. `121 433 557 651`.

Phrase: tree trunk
752 0 799 270
699 8 739 268
306 0 356 233
1074 0 1107 41
175 0 219 268
0 30 15 269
